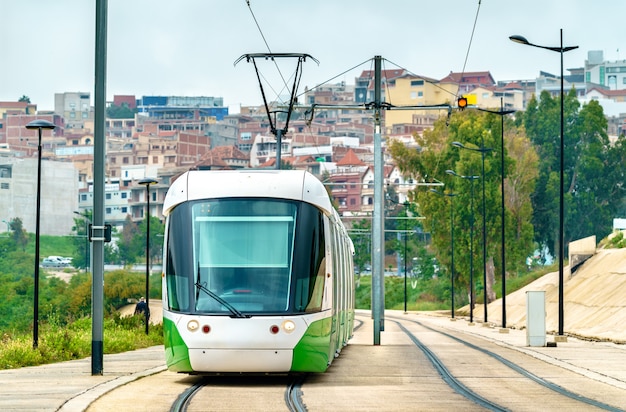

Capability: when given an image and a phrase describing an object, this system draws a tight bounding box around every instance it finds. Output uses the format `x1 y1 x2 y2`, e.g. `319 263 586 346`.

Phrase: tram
161 169 355 373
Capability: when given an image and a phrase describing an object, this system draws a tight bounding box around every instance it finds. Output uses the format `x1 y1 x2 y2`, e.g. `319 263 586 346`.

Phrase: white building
585 50 626 90
0 157 78 236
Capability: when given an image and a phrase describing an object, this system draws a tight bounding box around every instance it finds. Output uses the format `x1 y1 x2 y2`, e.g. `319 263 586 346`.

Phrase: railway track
385 313 625 412
169 375 307 412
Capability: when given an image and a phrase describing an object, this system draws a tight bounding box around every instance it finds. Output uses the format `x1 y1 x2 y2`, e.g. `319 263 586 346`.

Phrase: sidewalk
0 346 166 412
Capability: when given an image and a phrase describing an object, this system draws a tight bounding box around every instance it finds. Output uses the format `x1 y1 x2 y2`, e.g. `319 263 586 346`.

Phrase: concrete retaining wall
569 235 596 275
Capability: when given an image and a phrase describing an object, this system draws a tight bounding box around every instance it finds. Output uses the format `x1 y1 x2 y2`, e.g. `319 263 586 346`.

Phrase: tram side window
166 252 189 312
165 210 192 312
165 232 189 312
294 205 325 312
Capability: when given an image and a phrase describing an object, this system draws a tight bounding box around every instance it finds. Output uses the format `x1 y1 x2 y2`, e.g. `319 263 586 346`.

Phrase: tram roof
163 169 333 216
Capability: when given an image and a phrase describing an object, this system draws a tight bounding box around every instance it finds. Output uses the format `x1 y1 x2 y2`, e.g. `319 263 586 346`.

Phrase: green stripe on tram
163 317 193 372
291 316 334 372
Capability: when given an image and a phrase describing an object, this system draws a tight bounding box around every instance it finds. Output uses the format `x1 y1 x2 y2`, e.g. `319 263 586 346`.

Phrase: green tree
524 90 625 255
115 215 164 268
106 103 136 119
18 95 30 103
389 109 537 305
567 99 617 242
350 218 371 273
8 218 29 252
71 211 92 270
116 215 142 265
135 215 165 267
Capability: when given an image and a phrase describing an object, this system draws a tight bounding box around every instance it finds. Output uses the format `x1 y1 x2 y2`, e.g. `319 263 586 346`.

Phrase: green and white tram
161 169 355 373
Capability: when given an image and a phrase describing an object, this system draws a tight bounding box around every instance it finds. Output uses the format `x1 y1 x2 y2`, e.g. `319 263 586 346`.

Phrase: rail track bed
87 312 626 411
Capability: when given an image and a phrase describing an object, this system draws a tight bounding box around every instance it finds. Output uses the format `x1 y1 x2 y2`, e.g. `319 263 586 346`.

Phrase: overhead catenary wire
294 58 373 102
456 0 483 100
244 0 291 105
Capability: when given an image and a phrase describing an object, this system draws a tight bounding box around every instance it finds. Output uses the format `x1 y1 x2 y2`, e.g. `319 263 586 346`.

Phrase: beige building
383 74 457 136
463 85 524 111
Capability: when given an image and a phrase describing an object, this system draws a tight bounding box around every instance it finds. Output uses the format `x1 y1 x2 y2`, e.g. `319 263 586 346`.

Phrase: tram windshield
165 197 326 316
193 199 295 313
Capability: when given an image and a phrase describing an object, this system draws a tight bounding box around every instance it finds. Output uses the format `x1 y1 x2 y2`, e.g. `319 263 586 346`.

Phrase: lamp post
73 211 91 271
430 189 457 319
139 177 158 335
446 169 479 324
25 119 56 349
2 219 10 235
478 99 515 329
452 141 492 323
510 30 578 338
403 201 409 314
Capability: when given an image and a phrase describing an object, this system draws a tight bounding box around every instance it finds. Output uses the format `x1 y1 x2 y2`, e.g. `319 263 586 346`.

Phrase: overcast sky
1 0 623 113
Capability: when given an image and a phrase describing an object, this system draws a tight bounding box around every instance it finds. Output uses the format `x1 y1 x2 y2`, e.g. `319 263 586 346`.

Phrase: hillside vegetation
0 233 163 370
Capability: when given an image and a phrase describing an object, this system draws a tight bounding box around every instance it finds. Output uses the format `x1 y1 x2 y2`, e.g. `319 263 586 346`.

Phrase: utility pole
91 0 107 375
372 56 384 344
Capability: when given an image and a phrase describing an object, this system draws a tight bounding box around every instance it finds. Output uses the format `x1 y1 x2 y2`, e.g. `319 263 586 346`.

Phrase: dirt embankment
461 248 626 343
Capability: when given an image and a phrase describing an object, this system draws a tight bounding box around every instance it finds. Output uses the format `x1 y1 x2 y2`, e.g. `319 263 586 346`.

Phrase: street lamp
452 141 492 323
25 119 56 349
73 211 91 271
510 30 578 338
478 99 515 329
139 177 158 335
403 201 410 314
446 169 479 324
429 189 457 319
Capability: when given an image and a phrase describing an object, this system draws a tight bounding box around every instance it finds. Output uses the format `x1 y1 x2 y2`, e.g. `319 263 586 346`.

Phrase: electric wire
456 0 483 99
295 58 373 101
244 0 290 105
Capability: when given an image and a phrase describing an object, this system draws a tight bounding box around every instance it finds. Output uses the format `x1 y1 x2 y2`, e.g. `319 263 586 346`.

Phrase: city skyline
1 0 624 112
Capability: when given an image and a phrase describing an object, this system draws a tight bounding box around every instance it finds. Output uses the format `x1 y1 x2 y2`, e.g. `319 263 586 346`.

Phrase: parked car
41 258 65 268
45 256 72 266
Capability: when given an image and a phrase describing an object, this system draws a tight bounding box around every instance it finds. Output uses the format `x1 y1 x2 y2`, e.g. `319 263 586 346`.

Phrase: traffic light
457 96 468 110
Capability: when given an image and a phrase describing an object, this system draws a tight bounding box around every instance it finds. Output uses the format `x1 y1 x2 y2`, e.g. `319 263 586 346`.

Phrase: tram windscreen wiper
195 267 248 318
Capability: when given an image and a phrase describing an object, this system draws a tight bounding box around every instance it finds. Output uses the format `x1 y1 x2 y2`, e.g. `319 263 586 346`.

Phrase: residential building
112 95 137 109
137 95 228 121
354 68 407 103
535 69 586 99
497 79 536 109
439 71 496 95
193 145 249 170
0 101 38 145
0 157 78 236
384 74 455 135
585 50 626 90
463 85 524 111
54 92 93 130
329 149 368 215
3 113 64 157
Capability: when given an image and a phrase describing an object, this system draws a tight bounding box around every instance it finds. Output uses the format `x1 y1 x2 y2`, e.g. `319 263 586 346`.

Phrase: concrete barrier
568 235 596 275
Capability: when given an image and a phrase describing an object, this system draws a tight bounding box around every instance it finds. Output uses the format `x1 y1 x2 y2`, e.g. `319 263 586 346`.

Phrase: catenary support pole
372 55 384 345
92 0 107 375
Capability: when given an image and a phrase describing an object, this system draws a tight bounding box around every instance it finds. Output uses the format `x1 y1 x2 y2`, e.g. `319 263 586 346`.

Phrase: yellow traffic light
457 96 468 110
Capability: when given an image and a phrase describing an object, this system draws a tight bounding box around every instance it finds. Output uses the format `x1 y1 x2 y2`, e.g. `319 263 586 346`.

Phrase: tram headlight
282 320 296 334
187 319 200 332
